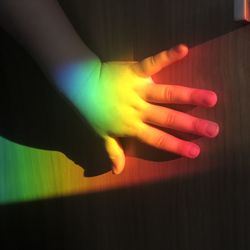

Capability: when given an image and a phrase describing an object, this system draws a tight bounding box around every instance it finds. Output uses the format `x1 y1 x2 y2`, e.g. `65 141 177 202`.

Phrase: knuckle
163 87 174 102
150 55 157 66
125 123 136 136
164 112 176 126
192 118 203 133
128 121 143 138
155 135 168 149
162 50 171 62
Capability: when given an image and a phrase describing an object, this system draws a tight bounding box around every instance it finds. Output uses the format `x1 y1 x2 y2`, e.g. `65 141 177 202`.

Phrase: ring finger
143 104 219 138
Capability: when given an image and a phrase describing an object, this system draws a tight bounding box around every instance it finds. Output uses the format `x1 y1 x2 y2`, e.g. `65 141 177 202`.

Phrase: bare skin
0 0 219 175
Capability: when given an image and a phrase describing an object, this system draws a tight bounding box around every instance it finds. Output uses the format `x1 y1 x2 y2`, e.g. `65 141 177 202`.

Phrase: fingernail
203 92 217 107
112 167 119 175
206 123 219 137
173 45 183 53
173 44 188 54
188 145 200 158
112 170 117 175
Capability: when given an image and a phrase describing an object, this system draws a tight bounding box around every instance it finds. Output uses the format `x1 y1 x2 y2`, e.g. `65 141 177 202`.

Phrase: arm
0 0 98 76
0 0 219 175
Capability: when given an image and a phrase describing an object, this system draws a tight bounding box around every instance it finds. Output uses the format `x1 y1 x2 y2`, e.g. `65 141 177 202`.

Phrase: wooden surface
1 0 250 249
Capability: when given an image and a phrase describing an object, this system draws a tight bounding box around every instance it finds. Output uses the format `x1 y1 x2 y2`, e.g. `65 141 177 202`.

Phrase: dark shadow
132 0 247 59
0 29 113 177
0 0 248 176
0 28 212 176
59 0 246 60
0 29 185 176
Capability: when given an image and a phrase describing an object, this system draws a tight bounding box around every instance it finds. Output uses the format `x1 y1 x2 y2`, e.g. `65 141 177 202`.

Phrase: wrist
52 57 102 113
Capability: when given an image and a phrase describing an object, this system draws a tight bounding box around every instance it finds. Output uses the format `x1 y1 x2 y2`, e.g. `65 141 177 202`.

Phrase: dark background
1 0 250 249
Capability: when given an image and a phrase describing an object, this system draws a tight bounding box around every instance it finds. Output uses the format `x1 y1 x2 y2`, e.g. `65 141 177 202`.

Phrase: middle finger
143 104 219 138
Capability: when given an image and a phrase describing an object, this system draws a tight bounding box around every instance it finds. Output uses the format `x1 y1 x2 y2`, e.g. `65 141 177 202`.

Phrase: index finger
132 44 188 77
143 84 218 107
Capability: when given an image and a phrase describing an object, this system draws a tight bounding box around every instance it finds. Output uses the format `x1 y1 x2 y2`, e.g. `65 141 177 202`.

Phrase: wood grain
0 0 250 249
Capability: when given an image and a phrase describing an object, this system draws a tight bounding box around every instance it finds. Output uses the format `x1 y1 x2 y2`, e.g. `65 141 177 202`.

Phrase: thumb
104 136 125 175
132 44 188 77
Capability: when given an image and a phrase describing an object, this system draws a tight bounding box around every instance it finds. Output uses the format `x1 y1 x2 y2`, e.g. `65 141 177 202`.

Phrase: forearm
0 0 99 80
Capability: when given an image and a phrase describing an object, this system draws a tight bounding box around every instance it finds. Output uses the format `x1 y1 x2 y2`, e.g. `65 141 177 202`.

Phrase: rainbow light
0 136 208 205
0 47 219 204
54 60 149 138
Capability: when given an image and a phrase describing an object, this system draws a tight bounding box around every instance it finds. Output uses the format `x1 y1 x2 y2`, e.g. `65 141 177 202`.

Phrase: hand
56 44 219 175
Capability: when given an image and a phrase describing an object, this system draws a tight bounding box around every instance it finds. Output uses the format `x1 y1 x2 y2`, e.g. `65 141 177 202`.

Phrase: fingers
104 136 125 175
143 104 219 138
132 44 188 77
137 124 200 158
143 84 218 107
